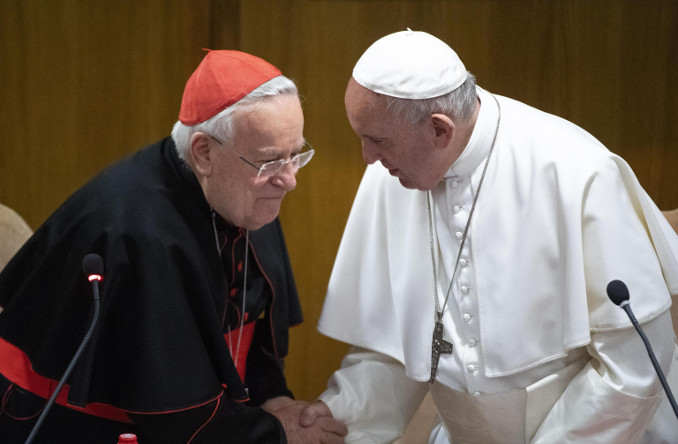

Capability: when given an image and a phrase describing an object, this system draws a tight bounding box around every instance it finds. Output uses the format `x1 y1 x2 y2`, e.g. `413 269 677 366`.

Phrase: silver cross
429 317 453 383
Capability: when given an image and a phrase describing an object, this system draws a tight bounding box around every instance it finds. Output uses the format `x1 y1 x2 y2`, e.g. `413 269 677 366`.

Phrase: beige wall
1 0 676 402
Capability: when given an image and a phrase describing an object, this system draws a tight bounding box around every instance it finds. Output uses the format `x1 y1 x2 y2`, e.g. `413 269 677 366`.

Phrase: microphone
25 253 104 444
83 253 104 284
606 279 678 420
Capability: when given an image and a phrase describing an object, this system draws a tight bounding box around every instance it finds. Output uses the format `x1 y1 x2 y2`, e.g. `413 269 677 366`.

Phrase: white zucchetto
353 29 467 99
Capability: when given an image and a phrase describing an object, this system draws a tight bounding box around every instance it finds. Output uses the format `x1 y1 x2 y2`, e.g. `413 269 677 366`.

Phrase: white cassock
318 87 678 443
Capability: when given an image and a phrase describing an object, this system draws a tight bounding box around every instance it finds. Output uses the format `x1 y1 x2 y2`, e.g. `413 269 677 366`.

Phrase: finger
318 431 348 444
316 416 349 436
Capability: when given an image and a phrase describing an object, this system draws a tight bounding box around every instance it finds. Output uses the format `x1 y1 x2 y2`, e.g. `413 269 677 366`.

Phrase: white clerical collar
444 87 499 179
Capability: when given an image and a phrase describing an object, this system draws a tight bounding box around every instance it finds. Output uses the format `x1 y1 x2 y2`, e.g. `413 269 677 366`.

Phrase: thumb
300 401 331 427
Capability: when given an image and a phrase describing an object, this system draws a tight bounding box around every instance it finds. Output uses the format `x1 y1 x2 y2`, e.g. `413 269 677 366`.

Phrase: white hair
384 72 477 126
171 75 298 160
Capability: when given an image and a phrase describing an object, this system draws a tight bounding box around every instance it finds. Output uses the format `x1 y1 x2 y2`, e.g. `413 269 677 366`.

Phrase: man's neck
447 96 481 167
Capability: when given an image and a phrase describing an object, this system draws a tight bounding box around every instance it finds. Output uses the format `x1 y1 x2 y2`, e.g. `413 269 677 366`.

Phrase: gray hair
171 75 299 160
384 72 477 126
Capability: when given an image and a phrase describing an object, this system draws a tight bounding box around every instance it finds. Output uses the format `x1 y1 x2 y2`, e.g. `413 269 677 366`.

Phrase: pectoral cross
429 316 453 384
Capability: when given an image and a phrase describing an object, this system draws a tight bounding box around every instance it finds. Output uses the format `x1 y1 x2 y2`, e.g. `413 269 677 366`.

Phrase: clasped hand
262 397 347 444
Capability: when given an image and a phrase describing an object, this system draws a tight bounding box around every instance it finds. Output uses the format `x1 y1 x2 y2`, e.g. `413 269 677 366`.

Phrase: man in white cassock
301 30 678 443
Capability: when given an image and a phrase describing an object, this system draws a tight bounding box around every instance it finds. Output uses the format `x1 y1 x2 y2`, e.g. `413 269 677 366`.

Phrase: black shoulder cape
0 137 302 416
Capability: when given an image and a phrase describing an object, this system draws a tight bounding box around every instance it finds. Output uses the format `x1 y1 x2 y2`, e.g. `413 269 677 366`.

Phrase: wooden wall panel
1 0 676 405
0 1 223 229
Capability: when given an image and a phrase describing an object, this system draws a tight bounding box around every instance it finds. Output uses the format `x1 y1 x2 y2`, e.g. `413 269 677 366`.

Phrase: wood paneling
1 0 676 403
0 1 222 227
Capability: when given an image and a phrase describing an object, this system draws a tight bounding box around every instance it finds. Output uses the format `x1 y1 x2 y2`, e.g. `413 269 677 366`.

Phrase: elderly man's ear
431 114 455 150
189 132 214 176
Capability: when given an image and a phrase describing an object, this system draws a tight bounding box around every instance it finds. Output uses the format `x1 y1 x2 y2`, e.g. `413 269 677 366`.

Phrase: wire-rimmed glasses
209 134 314 178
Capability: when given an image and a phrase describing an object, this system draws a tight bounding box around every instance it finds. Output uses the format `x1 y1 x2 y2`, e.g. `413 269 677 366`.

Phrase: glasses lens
294 149 314 168
259 160 286 177
257 146 315 177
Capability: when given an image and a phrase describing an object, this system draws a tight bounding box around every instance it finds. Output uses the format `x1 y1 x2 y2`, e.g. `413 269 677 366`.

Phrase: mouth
379 161 399 177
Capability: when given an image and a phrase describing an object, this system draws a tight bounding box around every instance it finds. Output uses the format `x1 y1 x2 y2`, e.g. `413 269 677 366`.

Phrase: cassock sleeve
318 347 429 443
128 395 286 443
532 310 677 442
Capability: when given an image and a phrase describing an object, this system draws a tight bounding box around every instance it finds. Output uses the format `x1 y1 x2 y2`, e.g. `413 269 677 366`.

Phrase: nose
361 142 381 165
270 162 297 191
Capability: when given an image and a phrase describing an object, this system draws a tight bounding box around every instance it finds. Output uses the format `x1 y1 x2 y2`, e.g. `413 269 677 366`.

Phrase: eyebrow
296 139 309 150
257 139 308 159
363 134 388 142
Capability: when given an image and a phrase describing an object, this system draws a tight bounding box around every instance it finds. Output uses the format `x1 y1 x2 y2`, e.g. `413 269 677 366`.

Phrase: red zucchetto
178 49 282 125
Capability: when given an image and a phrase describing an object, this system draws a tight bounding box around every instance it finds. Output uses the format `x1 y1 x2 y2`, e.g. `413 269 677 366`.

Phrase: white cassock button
467 364 478 373
462 313 472 322
452 205 461 213
455 231 463 240
450 181 459 189
461 286 470 294
468 338 478 347
473 391 484 396
459 259 468 267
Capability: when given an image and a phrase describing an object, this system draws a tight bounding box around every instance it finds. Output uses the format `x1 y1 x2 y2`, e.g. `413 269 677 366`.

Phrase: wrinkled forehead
231 95 305 151
345 79 389 120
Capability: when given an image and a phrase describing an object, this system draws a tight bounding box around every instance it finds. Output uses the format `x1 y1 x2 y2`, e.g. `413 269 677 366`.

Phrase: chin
399 176 439 191
246 211 280 231
398 177 421 190
244 217 273 231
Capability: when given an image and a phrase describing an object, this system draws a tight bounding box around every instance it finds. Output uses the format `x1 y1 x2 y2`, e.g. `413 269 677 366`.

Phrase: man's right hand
262 396 347 444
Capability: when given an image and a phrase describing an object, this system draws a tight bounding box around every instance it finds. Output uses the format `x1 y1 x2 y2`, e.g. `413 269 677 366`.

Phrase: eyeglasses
209 134 314 178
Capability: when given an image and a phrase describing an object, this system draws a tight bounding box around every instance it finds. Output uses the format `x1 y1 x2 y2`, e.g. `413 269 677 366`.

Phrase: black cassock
0 137 302 443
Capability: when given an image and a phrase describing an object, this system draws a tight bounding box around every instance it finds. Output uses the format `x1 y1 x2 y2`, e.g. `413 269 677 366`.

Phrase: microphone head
606 279 630 306
82 253 104 279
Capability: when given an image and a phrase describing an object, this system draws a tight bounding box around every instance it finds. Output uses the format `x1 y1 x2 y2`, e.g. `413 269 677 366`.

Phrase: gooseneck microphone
25 253 104 444
606 279 678 420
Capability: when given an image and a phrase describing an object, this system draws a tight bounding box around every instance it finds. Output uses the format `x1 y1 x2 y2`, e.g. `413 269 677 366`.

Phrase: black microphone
25 254 104 444
606 279 678 420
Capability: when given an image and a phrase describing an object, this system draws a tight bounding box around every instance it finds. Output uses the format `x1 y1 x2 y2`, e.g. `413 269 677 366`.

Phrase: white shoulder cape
318 91 678 380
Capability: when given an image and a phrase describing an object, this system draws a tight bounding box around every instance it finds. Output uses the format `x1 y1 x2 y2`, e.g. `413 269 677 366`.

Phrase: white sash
430 356 588 443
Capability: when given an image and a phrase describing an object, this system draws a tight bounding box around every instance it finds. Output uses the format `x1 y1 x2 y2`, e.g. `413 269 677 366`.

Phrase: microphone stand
25 273 102 444
618 300 678 420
